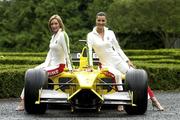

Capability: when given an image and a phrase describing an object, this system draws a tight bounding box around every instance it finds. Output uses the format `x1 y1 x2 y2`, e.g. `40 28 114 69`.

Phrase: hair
96 12 106 18
48 14 65 32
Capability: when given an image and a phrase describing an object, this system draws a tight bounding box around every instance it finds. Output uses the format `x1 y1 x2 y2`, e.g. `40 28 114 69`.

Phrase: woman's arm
87 33 93 67
61 31 72 71
111 31 129 62
111 31 135 68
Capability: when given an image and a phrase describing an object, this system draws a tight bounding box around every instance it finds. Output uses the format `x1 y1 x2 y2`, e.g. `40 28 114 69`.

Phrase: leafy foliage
0 49 179 98
108 0 180 48
0 0 179 52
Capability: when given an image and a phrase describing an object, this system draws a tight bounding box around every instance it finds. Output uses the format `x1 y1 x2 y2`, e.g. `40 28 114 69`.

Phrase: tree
0 0 94 52
108 0 180 48
87 0 114 28
0 0 179 51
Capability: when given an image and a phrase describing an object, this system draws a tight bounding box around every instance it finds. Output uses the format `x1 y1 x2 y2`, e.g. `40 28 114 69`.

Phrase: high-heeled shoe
151 97 164 111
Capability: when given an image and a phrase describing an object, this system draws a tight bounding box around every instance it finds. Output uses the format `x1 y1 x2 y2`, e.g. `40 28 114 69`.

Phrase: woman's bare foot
151 97 164 111
16 99 24 111
117 105 124 112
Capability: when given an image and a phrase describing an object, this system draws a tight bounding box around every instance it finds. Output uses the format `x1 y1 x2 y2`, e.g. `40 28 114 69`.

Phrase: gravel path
0 91 180 120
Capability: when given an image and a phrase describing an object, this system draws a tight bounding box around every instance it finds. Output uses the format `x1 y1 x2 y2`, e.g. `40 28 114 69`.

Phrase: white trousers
102 60 134 91
104 66 123 91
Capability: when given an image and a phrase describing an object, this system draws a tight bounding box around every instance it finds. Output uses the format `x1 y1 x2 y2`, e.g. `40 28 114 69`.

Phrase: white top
36 29 72 70
87 27 129 67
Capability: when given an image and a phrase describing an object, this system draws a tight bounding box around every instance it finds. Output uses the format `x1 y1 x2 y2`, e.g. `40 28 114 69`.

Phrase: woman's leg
148 86 154 98
106 66 124 111
116 61 129 74
107 66 123 91
16 64 66 111
148 86 164 111
16 89 24 111
116 62 164 111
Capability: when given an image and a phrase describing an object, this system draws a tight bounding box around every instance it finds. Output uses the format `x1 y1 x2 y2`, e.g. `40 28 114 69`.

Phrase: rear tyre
24 68 48 114
124 69 148 115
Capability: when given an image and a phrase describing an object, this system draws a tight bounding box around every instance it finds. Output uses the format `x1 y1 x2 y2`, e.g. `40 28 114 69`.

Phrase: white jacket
36 29 72 70
87 27 129 67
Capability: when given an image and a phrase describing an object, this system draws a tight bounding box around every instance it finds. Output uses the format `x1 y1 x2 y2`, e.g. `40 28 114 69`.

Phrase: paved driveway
0 91 180 120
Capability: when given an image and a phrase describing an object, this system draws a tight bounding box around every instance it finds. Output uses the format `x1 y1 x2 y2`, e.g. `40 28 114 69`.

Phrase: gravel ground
0 91 180 120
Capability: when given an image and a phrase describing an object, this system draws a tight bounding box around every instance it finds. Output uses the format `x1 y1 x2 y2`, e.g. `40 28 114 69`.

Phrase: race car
24 46 148 115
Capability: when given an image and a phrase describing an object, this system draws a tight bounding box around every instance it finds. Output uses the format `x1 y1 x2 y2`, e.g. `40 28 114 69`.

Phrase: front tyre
24 68 48 114
124 69 148 115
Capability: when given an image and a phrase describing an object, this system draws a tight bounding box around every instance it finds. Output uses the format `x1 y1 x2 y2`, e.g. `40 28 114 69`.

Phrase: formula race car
24 46 148 115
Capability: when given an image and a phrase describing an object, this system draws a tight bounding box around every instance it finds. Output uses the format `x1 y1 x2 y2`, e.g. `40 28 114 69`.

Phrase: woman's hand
127 60 135 68
86 66 93 72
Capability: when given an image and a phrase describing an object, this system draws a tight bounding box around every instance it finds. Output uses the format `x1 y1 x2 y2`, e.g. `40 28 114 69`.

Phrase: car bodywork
24 46 148 115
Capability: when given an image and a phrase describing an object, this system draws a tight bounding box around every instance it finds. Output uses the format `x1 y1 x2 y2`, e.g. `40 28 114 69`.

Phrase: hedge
0 70 25 98
0 49 179 98
0 63 179 98
136 64 180 90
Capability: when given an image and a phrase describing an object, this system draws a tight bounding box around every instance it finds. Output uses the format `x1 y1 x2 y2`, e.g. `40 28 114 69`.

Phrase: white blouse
36 29 72 70
87 27 129 67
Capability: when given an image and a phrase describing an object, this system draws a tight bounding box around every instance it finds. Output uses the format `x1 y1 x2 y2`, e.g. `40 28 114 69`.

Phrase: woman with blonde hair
16 14 72 111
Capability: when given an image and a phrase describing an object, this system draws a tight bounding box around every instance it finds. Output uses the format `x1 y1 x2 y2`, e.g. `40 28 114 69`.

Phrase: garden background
0 0 179 98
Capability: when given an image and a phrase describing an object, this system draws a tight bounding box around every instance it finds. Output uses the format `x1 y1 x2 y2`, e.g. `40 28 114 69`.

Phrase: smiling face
50 18 60 34
96 15 106 31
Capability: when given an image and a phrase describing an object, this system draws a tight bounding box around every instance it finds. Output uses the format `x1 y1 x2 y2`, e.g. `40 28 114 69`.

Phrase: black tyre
124 69 148 115
24 68 48 114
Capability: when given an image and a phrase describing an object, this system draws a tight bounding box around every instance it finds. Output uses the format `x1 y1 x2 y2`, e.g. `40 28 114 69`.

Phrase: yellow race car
24 46 148 115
